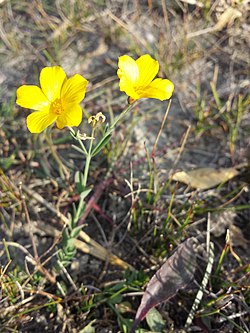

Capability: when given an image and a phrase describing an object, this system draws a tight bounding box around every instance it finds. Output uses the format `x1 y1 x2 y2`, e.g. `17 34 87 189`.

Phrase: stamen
50 98 63 115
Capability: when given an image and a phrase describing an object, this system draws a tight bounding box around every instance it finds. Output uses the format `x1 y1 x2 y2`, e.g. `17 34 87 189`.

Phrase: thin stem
152 99 171 158
80 104 134 188
109 103 134 132
82 127 96 188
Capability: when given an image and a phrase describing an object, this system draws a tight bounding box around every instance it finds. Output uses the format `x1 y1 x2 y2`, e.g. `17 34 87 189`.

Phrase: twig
218 186 247 209
161 0 170 33
170 124 191 173
57 261 78 291
0 241 56 284
19 182 38 260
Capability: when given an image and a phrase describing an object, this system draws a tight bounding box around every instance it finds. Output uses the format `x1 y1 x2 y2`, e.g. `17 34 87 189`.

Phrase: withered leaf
130 238 198 333
172 166 242 190
213 7 242 32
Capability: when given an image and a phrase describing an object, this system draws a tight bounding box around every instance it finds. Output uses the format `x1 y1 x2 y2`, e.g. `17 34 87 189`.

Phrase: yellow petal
117 55 139 85
61 74 88 104
16 85 49 110
56 103 82 129
27 111 57 133
136 54 159 87
118 75 139 100
139 78 174 100
40 66 66 101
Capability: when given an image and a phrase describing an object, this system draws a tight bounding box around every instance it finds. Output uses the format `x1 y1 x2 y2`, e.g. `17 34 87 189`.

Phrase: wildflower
117 54 174 103
88 112 106 128
16 66 88 133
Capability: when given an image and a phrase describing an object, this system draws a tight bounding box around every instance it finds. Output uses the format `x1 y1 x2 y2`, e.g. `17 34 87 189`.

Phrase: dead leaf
172 165 245 190
130 238 198 333
187 6 242 38
213 7 242 32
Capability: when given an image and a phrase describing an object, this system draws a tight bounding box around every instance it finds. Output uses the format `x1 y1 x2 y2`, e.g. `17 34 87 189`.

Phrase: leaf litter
172 163 247 190
130 237 199 332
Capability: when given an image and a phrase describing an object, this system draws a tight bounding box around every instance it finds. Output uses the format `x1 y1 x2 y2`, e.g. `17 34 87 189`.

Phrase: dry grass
0 0 249 332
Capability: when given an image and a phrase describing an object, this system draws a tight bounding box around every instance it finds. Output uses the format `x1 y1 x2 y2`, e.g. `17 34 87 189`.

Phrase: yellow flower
117 54 174 103
16 66 88 133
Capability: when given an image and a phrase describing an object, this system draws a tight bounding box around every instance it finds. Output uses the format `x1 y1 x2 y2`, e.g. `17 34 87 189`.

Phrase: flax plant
16 54 174 271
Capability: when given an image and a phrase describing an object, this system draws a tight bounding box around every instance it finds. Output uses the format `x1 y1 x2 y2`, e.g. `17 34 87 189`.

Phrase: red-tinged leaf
130 237 198 333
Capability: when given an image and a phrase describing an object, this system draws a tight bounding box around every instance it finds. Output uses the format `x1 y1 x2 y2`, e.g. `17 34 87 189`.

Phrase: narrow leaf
80 188 92 201
72 144 87 155
75 171 85 193
92 134 112 157
131 238 198 333
70 224 84 238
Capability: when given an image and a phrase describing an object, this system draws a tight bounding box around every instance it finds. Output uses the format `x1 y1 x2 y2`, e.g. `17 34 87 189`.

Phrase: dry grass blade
185 243 215 327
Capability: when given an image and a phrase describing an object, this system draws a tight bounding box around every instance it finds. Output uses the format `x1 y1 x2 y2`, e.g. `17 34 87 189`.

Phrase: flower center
50 98 63 115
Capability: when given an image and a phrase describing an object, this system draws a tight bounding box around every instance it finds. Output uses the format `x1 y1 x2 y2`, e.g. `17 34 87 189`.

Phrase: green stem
72 103 134 189
82 127 95 188
109 103 134 132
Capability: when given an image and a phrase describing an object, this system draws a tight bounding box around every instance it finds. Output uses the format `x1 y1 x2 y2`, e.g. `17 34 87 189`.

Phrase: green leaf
70 224 84 238
68 213 75 230
63 238 76 253
0 155 15 171
73 188 91 222
91 134 112 157
62 228 70 244
210 82 222 109
117 316 132 333
72 144 87 155
75 171 84 193
146 308 166 332
118 317 152 333
75 171 91 194
108 293 123 305
80 188 92 201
